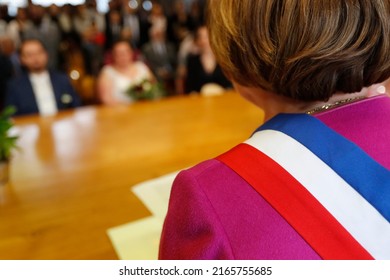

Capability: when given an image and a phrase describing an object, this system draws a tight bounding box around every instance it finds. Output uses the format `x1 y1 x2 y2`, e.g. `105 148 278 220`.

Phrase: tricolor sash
217 114 390 260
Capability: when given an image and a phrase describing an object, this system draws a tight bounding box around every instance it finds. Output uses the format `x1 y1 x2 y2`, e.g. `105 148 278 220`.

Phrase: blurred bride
97 40 155 105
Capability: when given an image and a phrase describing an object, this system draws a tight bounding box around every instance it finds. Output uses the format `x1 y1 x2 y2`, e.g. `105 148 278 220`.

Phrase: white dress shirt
29 71 58 116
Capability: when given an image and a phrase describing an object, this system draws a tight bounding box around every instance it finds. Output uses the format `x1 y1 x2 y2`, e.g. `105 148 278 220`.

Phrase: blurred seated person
5 39 81 116
184 25 231 94
122 3 143 48
97 40 155 105
175 29 199 95
0 36 21 77
142 28 176 89
104 9 123 51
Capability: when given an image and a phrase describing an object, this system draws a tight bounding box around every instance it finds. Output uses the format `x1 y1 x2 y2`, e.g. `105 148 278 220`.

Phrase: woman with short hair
159 0 390 260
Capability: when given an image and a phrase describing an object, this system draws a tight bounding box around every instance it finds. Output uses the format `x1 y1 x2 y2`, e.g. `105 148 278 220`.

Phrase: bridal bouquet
126 79 166 101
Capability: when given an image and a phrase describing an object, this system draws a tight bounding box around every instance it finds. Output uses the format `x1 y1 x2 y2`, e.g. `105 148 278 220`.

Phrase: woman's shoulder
160 159 238 259
177 159 230 182
100 64 116 76
133 60 150 71
163 156 320 259
172 158 247 201
132 61 152 77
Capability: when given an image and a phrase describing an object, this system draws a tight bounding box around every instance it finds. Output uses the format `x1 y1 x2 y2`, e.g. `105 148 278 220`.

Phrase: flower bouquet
126 79 166 101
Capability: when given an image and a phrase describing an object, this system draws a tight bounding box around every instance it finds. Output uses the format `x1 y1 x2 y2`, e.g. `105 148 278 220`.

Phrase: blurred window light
0 0 110 15
0 0 27 16
32 0 84 6
129 0 138 10
70 70 80 81
142 0 153 11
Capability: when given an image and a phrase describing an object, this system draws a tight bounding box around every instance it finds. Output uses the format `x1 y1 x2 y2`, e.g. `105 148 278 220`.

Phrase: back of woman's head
207 0 390 101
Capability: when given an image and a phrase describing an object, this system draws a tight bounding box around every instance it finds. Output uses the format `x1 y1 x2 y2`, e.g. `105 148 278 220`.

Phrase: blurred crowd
0 0 232 114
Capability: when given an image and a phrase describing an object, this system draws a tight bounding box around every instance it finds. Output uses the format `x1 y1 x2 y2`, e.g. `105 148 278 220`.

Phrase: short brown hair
207 0 390 101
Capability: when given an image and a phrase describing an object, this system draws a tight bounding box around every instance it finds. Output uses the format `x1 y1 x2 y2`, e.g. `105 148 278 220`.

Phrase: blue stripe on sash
257 113 390 222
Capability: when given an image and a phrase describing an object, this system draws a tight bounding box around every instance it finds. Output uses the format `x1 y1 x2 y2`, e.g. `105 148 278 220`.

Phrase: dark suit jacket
5 71 81 116
185 54 232 94
141 41 177 77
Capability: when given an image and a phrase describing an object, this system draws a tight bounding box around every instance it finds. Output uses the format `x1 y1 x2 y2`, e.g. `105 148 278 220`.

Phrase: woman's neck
234 82 385 122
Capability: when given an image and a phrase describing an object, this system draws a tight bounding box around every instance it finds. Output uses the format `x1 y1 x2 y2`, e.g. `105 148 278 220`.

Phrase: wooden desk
0 92 264 259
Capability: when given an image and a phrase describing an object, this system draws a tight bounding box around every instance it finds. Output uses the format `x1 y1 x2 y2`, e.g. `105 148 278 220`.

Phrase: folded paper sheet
107 171 179 260
132 171 179 217
107 216 164 260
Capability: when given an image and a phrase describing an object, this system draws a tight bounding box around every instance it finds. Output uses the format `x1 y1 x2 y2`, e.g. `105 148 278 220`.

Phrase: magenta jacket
159 95 390 259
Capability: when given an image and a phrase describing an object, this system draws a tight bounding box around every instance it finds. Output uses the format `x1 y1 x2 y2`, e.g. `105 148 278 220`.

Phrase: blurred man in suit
5 39 81 116
142 28 176 92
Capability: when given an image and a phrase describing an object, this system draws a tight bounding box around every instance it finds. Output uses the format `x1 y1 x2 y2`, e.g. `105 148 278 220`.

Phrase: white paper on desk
107 171 180 260
131 171 179 217
107 216 164 260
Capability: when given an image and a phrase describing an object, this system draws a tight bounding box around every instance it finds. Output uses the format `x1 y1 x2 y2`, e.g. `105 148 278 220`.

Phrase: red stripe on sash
217 143 373 260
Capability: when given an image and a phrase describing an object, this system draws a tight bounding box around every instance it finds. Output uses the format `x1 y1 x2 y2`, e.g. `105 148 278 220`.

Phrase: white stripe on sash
245 129 390 259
